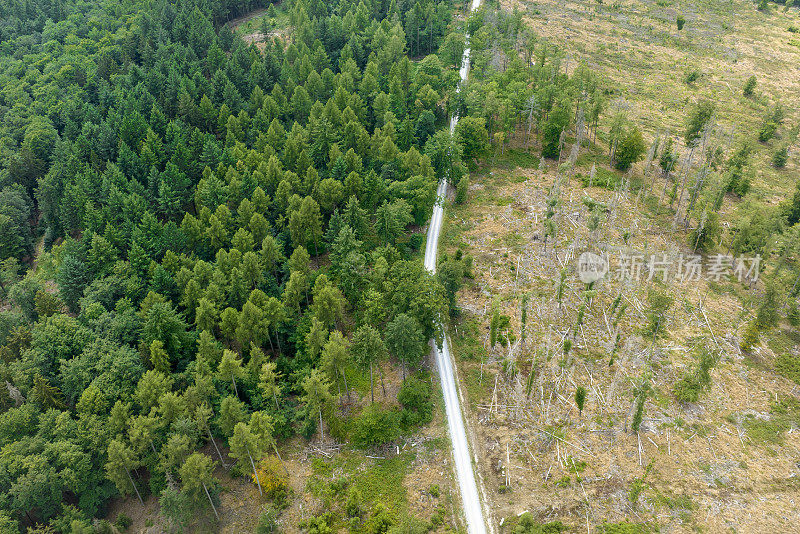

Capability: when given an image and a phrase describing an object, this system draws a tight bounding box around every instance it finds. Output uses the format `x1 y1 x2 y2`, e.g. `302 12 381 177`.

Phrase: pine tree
301 369 333 441
743 75 757 97
351 326 387 403
179 453 219 520
218 350 245 398
574 386 587 417
258 362 283 409
149 340 171 374
631 381 650 433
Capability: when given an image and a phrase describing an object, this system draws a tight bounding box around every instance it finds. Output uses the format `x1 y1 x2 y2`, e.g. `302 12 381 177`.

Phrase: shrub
614 126 646 170
301 515 332 534
787 302 800 327
684 70 700 84
645 289 673 338
743 75 757 96
772 145 788 168
256 505 280 534
581 167 621 189
756 283 781 328
673 346 718 403
398 375 433 428
676 14 686 30
345 488 362 518
740 321 760 352
115 514 133 531
455 175 469 204
388 516 428 534
351 405 399 447
409 233 424 250
673 375 704 402
253 456 290 506
596 522 647 534
514 512 568 534
688 211 721 252
367 503 394 534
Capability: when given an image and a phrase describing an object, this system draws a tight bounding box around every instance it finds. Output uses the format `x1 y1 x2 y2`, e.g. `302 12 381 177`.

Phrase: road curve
424 1 488 533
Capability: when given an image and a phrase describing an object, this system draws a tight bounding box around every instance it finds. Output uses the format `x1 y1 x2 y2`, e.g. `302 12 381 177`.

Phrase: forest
1 0 799 531
0 0 466 530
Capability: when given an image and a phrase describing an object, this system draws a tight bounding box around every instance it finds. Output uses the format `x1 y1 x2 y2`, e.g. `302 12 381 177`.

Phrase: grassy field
503 0 800 203
230 1 292 48
442 141 800 531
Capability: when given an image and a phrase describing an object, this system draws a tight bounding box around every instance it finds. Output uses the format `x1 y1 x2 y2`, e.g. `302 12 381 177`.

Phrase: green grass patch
649 488 695 523
351 454 413 513
492 148 542 170
596 522 650 534
768 330 800 384
462 365 493 405
775 353 800 384
508 512 568 533
503 231 526 252
232 3 291 36
581 166 622 189
450 313 485 362
304 451 416 533
343 362 370 397
744 396 800 445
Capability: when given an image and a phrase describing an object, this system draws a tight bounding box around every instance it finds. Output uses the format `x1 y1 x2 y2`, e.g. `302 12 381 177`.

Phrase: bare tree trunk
203 482 220 520
319 408 324 442
272 443 290 475
208 429 225 466
379 364 387 397
650 167 657 195
231 376 239 398
676 145 695 214
342 369 351 400
126 467 144 505
248 449 263 496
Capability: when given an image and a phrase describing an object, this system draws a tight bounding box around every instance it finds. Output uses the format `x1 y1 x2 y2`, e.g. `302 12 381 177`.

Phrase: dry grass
502 0 800 202
443 154 800 532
